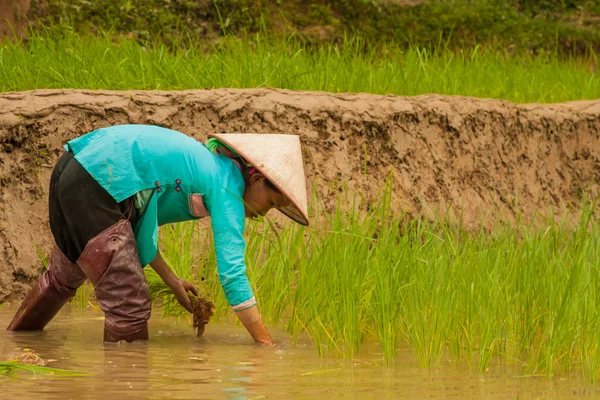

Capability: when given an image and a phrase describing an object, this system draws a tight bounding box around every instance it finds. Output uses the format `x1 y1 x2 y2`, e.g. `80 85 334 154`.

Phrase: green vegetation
1 351 88 377
4 0 600 383
146 182 600 380
0 361 88 377
28 0 600 55
1 29 598 102
64 182 600 378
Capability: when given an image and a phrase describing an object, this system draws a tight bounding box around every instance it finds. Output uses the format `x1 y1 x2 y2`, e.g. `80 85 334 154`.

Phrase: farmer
7 124 309 344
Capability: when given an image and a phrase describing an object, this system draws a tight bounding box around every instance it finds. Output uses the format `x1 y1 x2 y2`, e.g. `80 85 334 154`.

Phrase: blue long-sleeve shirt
65 124 256 311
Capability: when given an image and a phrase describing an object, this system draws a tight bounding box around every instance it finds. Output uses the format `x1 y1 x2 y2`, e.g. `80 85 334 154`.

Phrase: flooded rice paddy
0 305 598 399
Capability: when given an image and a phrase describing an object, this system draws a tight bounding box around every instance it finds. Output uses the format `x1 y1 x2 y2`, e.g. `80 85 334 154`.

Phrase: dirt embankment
0 88 599 302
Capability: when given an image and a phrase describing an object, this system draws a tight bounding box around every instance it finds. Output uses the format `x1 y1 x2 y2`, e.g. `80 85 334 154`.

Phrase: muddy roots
191 297 215 336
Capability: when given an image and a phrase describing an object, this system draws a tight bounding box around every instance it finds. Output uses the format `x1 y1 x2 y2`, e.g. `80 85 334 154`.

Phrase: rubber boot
7 246 86 331
76 219 151 343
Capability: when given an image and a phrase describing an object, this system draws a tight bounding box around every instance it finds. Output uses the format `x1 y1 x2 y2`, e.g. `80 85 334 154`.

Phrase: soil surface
0 88 599 303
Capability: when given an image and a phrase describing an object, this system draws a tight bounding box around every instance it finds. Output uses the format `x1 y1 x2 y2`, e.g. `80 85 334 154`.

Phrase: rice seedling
146 179 600 380
0 361 88 377
1 350 89 377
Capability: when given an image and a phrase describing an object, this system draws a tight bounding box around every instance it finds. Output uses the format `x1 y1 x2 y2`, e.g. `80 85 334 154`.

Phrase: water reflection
0 305 598 399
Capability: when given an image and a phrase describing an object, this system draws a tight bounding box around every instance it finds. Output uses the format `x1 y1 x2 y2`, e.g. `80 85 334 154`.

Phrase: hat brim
208 134 310 226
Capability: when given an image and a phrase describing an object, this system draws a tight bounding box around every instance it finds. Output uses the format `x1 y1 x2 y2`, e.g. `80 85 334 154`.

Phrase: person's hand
150 253 198 313
169 278 198 313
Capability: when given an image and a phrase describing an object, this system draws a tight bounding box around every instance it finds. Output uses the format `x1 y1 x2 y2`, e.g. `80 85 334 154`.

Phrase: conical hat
208 133 309 226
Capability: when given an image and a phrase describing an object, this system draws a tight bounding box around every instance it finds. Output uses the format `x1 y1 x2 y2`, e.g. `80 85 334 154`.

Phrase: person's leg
6 245 87 331
7 152 87 331
8 151 151 342
56 153 151 342
76 219 151 342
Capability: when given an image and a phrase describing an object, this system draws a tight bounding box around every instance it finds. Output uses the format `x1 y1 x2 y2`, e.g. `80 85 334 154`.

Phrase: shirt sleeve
208 186 256 312
132 193 160 267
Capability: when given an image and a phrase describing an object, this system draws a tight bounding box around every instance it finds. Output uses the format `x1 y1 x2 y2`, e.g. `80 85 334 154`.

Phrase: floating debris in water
300 368 342 376
13 349 49 366
191 296 215 337
1 350 88 377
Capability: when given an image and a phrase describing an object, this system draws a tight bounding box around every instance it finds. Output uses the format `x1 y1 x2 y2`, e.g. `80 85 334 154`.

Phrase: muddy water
0 305 597 399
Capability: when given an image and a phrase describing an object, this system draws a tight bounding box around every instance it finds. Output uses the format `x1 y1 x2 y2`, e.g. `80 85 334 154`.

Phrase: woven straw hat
208 133 309 226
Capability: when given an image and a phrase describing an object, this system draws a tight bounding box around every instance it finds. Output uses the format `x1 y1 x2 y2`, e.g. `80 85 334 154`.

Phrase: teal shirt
65 124 256 311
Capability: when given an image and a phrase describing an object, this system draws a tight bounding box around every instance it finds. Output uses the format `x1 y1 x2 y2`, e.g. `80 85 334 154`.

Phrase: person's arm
150 251 198 313
236 305 274 346
209 187 274 345
211 221 274 345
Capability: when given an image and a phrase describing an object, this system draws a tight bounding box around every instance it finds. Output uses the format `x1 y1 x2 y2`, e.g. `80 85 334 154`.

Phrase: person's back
67 124 219 203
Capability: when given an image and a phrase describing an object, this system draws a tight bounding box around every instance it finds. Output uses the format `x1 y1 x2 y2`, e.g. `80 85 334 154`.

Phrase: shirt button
155 181 160 187
176 179 181 185
157 187 162 193
175 187 181 192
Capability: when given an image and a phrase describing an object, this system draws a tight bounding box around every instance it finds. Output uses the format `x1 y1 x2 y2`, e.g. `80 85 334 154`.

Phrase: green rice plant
69 281 95 311
30 177 598 379
38 178 598 379
1 28 599 103
0 361 88 377
151 180 600 380
34 245 48 269
1 350 89 377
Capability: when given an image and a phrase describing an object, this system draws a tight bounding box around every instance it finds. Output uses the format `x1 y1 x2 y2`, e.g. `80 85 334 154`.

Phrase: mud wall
1 88 599 302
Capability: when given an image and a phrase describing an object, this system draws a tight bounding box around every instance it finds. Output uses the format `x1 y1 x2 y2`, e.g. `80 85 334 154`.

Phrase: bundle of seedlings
1 350 88 377
191 295 215 336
